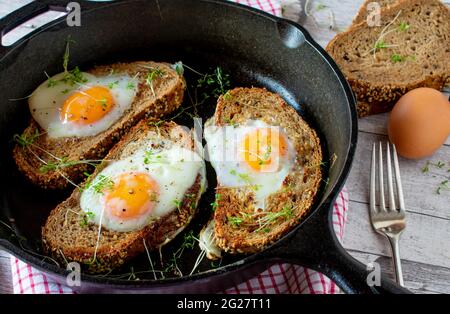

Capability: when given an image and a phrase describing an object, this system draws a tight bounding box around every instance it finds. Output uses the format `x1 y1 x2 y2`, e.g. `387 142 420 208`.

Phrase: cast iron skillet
0 0 409 293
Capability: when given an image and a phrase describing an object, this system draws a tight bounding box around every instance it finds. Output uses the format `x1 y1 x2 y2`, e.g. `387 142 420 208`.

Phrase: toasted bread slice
13 61 185 189
201 87 322 255
353 0 397 25
42 120 206 273
326 0 450 117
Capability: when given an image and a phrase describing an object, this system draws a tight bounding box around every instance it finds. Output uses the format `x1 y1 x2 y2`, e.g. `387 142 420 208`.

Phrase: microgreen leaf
374 40 388 51
437 180 449 195
126 81 135 90
422 161 430 173
47 78 58 87
398 21 410 32
63 36 74 73
13 130 41 148
223 90 232 100
61 66 88 86
143 150 164 165
185 193 197 209
146 68 165 96
173 199 182 212
228 215 244 227
316 3 327 11
211 193 221 211
108 80 119 89
90 175 114 194
173 61 184 76
96 97 108 109
181 230 196 249
80 210 95 227
223 118 238 127
391 54 405 63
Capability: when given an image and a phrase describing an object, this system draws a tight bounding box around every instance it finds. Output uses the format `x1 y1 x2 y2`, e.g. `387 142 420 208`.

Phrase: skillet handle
0 1 64 53
0 0 110 57
261 199 411 294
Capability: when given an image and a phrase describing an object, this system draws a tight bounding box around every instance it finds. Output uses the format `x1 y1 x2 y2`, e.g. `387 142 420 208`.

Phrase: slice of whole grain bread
207 87 322 254
13 61 185 189
42 120 205 274
326 0 450 117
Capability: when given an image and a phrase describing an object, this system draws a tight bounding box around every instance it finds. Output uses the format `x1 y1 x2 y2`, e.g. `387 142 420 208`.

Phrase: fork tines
370 142 406 214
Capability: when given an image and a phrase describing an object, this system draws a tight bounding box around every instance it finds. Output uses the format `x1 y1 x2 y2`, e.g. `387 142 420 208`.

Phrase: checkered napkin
9 0 349 294
10 188 348 294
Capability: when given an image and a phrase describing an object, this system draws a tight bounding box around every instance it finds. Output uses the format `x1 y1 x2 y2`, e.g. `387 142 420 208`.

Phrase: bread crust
13 61 185 189
42 121 204 273
326 0 450 117
211 87 323 254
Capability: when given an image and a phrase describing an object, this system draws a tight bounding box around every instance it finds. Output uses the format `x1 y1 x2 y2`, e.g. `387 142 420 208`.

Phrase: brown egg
388 88 450 159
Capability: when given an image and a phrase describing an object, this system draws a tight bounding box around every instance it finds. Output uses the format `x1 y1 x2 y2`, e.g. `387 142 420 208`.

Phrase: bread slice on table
42 120 206 273
13 61 185 189
326 0 450 117
199 87 322 257
352 0 398 25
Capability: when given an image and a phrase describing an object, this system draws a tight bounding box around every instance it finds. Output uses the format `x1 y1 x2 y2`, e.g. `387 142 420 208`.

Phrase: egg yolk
60 86 114 125
241 127 288 172
104 173 159 221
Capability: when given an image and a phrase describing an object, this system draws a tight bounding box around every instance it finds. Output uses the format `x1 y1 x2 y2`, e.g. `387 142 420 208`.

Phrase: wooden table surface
0 0 449 294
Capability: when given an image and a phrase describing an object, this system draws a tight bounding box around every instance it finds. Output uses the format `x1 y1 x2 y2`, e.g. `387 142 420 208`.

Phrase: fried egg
80 140 205 232
29 71 138 138
204 119 295 210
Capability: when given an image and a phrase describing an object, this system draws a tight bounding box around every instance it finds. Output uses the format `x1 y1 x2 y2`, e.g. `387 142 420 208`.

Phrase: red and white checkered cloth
10 188 348 294
9 0 349 294
234 0 283 16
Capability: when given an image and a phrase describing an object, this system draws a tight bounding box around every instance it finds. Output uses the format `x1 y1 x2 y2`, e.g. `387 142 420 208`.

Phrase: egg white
80 142 206 232
204 119 295 210
29 72 138 138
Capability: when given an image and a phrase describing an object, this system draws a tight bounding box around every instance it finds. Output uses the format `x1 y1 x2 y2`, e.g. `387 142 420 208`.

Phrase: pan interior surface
0 0 354 285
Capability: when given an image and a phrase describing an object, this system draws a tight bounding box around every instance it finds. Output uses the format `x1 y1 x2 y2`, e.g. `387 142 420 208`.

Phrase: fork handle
387 234 404 286
261 201 411 293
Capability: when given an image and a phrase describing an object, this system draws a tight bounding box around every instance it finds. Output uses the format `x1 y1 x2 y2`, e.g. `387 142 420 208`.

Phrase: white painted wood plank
348 250 450 294
346 131 450 220
0 250 13 294
301 0 364 47
358 113 450 146
343 200 450 269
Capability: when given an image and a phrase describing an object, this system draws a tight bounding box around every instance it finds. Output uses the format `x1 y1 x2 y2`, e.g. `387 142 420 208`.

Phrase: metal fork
370 142 406 286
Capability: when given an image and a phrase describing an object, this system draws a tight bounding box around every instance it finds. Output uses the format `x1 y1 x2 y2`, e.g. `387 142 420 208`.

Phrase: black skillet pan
0 0 410 294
